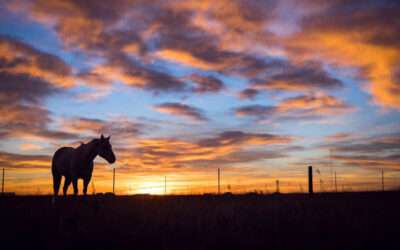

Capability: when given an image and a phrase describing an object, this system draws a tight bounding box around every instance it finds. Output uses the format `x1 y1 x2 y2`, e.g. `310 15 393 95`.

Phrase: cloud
234 94 355 122
106 53 187 93
0 150 51 171
0 36 77 141
325 133 350 140
187 74 225 94
0 35 73 88
197 130 292 148
19 144 42 150
285 0 400 110
319 133 400 170
237 88 259 99
235 105 276 120
251 61 343 92
333 154 400 170
153 103 209 121
60 116 143 139
117 129 295 171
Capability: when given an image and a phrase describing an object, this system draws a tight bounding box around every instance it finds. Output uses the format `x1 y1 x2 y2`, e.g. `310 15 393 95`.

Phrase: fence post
308 166 313 196
2 168 4 196
335 172 337 193
113 168 115 195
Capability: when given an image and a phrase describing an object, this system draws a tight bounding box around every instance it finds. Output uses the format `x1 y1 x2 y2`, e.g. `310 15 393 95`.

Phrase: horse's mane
76 139 98 152
76 141 85 149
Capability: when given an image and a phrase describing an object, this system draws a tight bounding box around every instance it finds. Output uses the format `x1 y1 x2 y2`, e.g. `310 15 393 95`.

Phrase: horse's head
98 134 116 164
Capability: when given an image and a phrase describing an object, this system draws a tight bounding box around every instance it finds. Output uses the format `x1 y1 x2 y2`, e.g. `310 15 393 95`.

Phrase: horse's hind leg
63 177 71 196
83 176 91 196
52 173 61 201
72 178 79 196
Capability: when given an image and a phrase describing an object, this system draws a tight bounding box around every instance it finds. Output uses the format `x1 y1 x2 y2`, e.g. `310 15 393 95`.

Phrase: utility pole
382 170 384 192
2 168 4 195
218 168 220 195
165 176 167 195
335 172 337 193
330 149 333 191
113 168 115 195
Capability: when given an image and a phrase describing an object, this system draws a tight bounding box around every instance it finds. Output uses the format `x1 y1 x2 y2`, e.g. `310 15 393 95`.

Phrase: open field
1 192 400 250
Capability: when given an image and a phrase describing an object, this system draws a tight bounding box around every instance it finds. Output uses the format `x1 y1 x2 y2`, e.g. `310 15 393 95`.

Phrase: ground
1 192 399 250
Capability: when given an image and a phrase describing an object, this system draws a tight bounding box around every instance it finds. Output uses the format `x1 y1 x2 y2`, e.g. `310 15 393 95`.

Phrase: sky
0 0 399 195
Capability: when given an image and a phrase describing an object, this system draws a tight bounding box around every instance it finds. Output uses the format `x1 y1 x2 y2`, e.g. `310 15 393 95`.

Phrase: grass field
1 192 399 250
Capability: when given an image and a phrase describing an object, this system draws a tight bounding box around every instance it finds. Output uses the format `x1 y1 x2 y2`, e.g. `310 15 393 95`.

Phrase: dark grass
1 192 400 250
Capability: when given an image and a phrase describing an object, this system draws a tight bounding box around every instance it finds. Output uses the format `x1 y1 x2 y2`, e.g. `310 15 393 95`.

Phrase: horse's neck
81 139 98 163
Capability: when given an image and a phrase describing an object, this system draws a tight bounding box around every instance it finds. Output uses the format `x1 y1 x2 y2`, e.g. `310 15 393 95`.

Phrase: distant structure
335 172 338 193
276 179 280 193
308 166 313 195
2 168 4 195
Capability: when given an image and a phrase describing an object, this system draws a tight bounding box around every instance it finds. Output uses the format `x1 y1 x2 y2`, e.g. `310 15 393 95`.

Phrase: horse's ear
101 134 105 140
107 135 111 140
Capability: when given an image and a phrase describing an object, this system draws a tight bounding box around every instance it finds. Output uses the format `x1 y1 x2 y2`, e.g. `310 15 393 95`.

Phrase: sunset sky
0 0 399 195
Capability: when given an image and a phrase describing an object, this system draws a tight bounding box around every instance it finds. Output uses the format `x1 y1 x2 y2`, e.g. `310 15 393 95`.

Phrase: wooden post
382 170 384 192
335 172 337 193
113 168 115 195
2 168 4 195
218 168 220 195
308 166 313 195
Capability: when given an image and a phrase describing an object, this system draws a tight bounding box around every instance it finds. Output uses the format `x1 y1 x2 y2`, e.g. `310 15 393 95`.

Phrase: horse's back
52 147 75 176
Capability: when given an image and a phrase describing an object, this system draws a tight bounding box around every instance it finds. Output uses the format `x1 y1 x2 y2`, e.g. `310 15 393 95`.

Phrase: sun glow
132 183 165 195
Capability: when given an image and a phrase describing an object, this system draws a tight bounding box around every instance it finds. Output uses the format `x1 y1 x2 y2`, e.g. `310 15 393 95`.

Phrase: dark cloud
197 130 292 148
62 116 143 139
0 35 72 78
188 74 225 94
237 88 259 99
153 103 209 121
252 61 343 91
319 133 400 170
0 36 76 140
107 53 186 92
234 105 276 120
326 134 400 154
0 150 51 170
300 0 400 48
234 94 355 122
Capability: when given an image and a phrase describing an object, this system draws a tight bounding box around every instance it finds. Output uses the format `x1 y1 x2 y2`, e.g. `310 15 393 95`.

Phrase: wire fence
2 167 400 195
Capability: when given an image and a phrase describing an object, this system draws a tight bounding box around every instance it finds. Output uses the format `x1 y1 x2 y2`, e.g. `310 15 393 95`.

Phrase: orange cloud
285 3 400 110
153 103 209 121
0 35 74 88
325 133 350 140
19 144 42 150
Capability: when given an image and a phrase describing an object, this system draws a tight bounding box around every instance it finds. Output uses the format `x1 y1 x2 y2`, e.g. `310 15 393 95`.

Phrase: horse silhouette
51 134 116 201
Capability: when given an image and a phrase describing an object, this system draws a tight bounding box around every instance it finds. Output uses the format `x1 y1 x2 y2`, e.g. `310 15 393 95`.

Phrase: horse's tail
52 147 68 200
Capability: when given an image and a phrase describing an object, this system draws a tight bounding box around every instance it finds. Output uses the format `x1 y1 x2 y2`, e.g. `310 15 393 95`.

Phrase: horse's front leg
72 177 79 196
83 175 92 196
